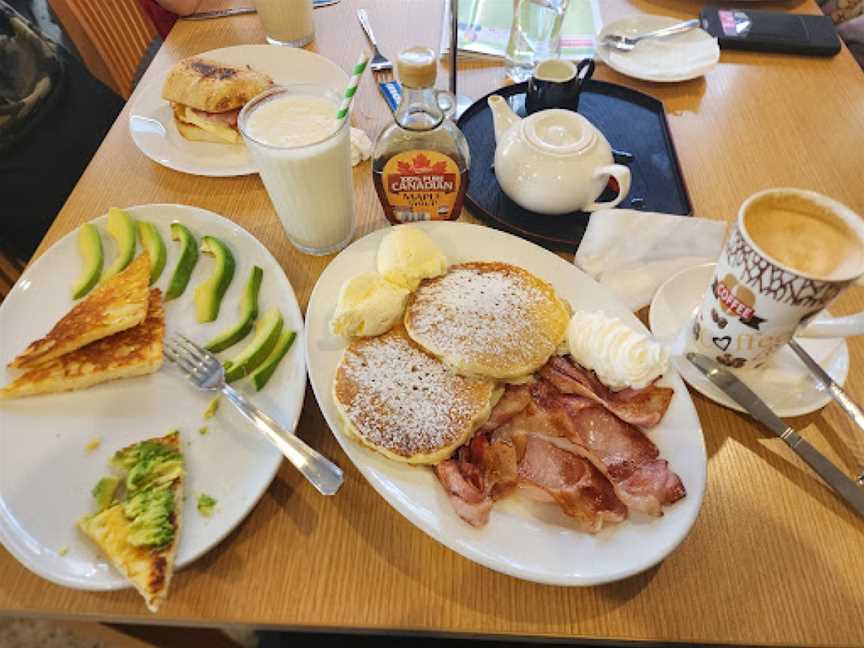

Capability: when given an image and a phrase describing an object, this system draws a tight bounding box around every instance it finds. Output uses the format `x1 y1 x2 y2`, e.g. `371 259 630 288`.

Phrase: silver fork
602 18 700 51
357 9 393 74
164 334 343 496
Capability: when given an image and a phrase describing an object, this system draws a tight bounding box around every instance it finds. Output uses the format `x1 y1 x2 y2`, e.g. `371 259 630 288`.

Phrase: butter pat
567 310 668 391
377 227 447 290
330 272 409 338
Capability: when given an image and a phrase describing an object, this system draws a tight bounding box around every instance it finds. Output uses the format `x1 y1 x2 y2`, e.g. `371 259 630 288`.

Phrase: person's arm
152 0 203 17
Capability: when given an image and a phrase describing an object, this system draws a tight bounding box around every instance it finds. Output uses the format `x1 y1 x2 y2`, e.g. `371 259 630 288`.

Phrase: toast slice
78 431 184 613
9 252 151 370
161 56 273 113
0 288 164 398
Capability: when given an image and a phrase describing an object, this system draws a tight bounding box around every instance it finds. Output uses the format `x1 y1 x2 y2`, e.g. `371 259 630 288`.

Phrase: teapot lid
523 110 597 156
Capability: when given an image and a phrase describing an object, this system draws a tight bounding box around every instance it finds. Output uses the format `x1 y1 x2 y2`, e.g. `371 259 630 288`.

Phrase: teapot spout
488 95 521 143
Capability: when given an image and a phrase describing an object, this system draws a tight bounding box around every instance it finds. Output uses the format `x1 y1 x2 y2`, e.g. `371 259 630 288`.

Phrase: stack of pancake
333 261 570 464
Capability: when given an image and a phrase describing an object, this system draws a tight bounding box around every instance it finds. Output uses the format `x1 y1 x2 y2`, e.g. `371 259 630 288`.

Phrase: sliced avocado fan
193 235 235 322
165 222 199 301
136 221 167 285
224 308 283 382
71 223 103 299
250 329 296 391
101 207 136 282
205 265 263 352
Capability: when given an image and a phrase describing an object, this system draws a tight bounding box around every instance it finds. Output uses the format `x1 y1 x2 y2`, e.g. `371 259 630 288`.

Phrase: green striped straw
336 52 369 121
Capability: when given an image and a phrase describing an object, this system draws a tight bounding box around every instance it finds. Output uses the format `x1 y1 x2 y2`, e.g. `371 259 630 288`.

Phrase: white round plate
649 263 849 417
305 222 706 586
597 15 720 83
129 44 349 177
0 204 305 590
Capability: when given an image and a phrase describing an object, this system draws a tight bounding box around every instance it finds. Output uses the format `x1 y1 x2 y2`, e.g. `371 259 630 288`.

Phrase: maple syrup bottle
372 46 470 224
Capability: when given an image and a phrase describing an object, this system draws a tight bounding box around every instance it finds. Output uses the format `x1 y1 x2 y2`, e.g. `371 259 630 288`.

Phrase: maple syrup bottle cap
397 47 437 89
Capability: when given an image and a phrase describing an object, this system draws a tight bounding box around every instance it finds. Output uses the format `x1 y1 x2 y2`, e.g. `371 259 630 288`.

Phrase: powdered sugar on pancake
333 327 493 461
405 262 570 380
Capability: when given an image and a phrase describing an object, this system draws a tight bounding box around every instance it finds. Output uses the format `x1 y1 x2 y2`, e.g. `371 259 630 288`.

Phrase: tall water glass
239 85 355 256
505 0 570 82
253 0 315 47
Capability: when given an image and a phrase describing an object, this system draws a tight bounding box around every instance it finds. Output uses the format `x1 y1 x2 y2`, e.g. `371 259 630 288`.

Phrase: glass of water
505 0 570 82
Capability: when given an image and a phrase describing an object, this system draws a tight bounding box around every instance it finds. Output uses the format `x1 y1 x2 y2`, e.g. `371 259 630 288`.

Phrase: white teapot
488 95 631 215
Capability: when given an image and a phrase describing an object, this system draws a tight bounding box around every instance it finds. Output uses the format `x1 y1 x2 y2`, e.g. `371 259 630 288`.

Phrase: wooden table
3 1 864 645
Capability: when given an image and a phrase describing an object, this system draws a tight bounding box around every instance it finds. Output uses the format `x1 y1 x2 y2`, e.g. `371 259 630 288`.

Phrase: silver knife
687 352 864 518
184 1 338 20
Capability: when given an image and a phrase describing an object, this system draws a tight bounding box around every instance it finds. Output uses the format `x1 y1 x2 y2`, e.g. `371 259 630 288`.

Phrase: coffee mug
690 188 864 369
526 58 595 115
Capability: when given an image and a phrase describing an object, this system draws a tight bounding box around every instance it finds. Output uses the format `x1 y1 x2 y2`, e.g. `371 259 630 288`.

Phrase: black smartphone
699 7 841 56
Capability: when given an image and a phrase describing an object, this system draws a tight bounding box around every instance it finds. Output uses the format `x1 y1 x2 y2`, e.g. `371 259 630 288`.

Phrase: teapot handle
584 165 632 212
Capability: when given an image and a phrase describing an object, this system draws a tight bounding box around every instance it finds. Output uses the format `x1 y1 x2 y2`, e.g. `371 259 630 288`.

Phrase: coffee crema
744 194 864 280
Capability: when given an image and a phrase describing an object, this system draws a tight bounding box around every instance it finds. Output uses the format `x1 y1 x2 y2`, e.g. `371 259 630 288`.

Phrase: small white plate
597 16 720 83
129 44 349 177
305 222 706 586
649 263 849 417
0 204 306 590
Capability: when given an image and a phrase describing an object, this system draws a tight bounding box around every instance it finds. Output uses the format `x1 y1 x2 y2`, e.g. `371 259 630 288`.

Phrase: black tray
457 80 692 252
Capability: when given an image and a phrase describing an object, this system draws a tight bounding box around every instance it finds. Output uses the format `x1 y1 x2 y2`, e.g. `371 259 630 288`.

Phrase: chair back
48 0 157 98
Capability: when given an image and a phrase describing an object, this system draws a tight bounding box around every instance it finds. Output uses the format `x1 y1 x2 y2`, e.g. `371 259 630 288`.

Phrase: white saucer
597 15 720 83
649 263 849 417
129 44 348 177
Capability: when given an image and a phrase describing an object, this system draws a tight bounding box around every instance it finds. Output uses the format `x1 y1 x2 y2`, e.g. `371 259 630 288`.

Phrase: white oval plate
597 15 720 83
0 204 305 590
305 222 706 586
129 44 349 177
649 263 849 417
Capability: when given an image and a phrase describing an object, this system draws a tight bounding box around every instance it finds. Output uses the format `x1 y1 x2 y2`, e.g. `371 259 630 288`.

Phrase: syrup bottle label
381 150 462 222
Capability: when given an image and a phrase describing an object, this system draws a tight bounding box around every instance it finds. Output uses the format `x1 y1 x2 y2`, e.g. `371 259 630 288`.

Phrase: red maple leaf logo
397 160 412 174
412 153 432 171
430 160 448 174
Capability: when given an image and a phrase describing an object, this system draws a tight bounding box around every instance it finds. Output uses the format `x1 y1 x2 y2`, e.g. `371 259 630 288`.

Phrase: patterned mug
690 188 864 369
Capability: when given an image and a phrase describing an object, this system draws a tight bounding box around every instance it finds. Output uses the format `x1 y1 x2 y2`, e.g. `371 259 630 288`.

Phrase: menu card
440 0 602 60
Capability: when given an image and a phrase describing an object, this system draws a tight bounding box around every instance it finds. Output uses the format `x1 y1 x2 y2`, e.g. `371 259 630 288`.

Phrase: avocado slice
165 222 199 301
101 207 136 282
205 265 263 352
136 221 167 285
194 236 236 322
123 484 176 549
91 476 120 512
71 223 103 299
224 308 283 382
250 329 296 391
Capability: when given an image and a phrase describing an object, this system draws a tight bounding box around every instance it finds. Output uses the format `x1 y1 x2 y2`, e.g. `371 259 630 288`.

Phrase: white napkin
574 208 727 311
350 127 372 166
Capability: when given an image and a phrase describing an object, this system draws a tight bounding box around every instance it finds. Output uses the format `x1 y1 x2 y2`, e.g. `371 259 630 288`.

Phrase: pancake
404 262 570 381
333 325 497 465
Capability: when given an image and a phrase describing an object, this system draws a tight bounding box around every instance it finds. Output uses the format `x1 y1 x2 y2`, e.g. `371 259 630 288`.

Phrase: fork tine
164 339 205 378
175 334 209 362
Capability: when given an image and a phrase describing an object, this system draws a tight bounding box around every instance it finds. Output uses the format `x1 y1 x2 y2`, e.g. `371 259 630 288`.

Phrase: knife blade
184 1 338 20
687 352 864 518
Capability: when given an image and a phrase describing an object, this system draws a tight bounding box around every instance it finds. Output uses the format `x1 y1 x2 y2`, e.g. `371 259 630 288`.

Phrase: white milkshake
253 0 314 47
239 86 354 255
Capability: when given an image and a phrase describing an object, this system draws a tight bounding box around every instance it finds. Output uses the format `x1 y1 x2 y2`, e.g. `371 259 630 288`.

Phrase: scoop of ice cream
377 227 447 291
567 310 669 391
330 272 409 338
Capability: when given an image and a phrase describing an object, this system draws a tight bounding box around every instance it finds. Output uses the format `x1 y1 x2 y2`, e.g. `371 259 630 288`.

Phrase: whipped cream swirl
567 311 669 391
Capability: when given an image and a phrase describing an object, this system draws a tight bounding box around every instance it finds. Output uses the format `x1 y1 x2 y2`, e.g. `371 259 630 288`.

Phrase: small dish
649 263 849 417
597 15 720 83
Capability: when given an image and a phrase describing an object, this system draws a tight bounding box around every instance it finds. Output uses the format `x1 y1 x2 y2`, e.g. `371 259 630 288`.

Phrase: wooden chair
47 0 157 98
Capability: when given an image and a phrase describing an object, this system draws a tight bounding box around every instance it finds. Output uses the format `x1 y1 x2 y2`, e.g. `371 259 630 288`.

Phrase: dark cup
525 58 595 114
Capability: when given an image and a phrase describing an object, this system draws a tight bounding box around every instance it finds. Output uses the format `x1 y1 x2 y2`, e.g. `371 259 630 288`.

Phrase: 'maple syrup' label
382 150 461 222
